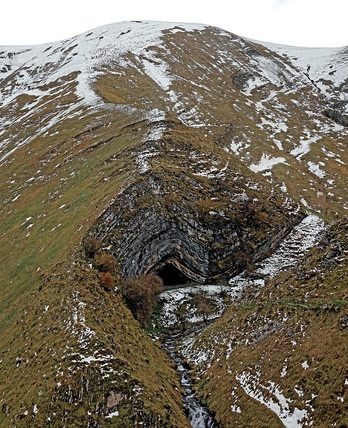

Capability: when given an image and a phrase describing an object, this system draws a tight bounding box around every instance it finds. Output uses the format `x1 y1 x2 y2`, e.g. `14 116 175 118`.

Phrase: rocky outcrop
86 114 305 285
90 167 304 284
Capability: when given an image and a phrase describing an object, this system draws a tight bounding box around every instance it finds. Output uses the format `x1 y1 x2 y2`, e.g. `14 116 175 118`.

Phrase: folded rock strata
90 118 304 284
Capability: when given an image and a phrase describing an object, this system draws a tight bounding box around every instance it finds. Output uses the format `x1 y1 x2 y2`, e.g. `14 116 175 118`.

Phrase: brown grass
182 220 348 427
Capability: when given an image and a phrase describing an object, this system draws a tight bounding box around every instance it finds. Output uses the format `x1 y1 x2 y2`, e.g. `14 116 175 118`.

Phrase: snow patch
159 284 242 327
249 153 286 172
142 57 172 91
231 404 242 413
281 366 288 378
136 108 166 173
105 410 119 418
307 161 326 178
237 371 310 428
260 42 348 93
255 214 325 278
301 361 309 370
290 135 321 159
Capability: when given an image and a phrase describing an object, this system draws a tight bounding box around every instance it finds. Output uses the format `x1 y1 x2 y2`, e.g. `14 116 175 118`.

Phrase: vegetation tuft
122 274 164 327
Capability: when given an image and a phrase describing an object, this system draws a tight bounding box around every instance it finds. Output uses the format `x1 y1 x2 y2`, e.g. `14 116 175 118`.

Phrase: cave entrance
157 263 191 287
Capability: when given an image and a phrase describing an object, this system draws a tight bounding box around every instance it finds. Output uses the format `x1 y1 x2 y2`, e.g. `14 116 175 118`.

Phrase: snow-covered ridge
258 40 348 92
2 20 345 111
0 21 206 106
0 21 206 162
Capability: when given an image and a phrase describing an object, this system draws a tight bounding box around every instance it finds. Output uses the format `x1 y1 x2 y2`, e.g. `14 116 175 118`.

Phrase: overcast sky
1 0 347 47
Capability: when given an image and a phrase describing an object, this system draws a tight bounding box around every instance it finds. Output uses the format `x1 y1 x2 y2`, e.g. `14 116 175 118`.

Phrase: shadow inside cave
156 263 191 287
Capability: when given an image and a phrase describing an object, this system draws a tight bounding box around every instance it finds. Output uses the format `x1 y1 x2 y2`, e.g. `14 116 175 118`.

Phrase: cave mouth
156 263 191 287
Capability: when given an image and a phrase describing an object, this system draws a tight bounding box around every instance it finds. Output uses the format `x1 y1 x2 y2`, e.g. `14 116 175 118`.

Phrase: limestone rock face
91 117 304 283
92 174 303 283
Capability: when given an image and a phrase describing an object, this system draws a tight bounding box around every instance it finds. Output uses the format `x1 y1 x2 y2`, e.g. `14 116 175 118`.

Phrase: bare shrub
99 271 114 291
193 292 216 324
122 274 164 327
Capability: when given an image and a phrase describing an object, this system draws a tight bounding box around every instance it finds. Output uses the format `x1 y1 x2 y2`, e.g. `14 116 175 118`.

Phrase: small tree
122 274 163 327
194 292 215 324
176 302 189 331
196 298 211 324
95 252 117 273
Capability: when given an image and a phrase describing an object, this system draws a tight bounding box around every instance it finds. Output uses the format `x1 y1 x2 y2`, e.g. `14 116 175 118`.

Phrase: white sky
1 0 347 47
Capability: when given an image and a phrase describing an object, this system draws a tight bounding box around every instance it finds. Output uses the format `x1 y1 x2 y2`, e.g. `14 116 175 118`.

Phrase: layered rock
90 117 304 284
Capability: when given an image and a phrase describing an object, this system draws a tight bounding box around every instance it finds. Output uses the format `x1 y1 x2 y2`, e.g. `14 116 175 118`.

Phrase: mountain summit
0 21 347 427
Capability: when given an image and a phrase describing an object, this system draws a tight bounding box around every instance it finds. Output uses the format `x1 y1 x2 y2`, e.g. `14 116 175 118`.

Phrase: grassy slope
94 26 348 224
0 103 192 426
0 259 190 427
182 219 348 427
0 107 132 329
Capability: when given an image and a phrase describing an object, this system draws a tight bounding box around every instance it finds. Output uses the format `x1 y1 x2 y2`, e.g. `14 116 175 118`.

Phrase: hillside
0 21 347 426
180 218 348 427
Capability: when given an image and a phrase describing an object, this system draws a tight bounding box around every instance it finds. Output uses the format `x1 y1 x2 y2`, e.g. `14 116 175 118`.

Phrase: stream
157 214 326 427
163 336 217 428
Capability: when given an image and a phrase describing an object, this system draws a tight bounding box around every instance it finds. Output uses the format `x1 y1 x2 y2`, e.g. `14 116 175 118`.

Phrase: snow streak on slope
230 214 326 286
237 371 310 428
137 109 166 173
249 153 287 172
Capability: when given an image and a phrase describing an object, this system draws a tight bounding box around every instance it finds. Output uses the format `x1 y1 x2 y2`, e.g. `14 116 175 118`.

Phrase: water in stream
163 337 217 428
158 214 326 427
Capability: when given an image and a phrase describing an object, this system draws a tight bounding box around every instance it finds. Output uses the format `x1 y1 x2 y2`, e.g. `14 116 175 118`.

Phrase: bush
99 271 114 291
95 252 117 273
193 292 216 324
122 274 164 327
84 236 101 258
